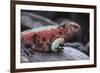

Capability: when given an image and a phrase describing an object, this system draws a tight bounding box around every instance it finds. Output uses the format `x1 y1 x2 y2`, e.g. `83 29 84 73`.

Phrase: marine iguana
21 20 80 52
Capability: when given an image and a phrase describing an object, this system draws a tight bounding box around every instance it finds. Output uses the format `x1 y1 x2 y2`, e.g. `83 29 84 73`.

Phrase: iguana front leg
51 38 64 52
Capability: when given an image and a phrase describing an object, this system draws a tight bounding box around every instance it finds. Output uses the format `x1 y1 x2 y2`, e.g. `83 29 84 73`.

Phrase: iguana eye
71 23 80 29
70 24 78 29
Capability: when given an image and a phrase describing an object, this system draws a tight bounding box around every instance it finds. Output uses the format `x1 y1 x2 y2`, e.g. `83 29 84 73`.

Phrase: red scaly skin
21 22 80 52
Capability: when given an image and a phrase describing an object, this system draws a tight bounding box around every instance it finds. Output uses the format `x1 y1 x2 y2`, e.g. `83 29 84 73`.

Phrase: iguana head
59 20 80 40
